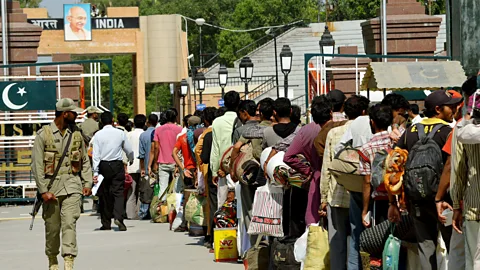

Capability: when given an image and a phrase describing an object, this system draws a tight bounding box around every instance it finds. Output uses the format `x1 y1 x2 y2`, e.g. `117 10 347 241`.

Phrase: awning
361 61 467 91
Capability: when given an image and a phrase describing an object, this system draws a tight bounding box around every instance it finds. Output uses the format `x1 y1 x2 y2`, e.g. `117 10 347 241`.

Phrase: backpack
371 149 391 192
329 140 363 193
404 124 445 201
232 142 260 185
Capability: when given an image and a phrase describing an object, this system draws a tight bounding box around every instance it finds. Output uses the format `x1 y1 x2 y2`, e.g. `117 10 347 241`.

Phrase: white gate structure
303 53 452 117
0 59 113 202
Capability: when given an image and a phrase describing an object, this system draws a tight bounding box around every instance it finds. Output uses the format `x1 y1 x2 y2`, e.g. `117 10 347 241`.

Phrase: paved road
0 201 242 270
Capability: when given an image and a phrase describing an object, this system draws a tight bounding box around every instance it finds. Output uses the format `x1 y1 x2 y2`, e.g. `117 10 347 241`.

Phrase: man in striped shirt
319 95 370 270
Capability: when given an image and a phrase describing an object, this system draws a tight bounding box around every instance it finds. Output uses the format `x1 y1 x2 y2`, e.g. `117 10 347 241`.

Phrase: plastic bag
436 233 448 270
304 223 330 270
172 206 184 231
153 182 160 197
382 224 401 270
184 192 206 225
294 227 309 264
197 168 205 194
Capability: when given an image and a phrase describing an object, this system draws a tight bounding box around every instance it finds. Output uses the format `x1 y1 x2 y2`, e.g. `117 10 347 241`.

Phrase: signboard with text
218 99 224 107
28 17 140 31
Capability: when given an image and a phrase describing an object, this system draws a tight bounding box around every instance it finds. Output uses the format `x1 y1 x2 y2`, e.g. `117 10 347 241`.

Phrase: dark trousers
207 170 217 243
283 187 308 238
241 181 259 244
98 160 125 227
410 201 452 270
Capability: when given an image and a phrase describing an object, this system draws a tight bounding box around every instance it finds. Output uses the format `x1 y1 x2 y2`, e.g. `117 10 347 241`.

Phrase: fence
0 59 113 202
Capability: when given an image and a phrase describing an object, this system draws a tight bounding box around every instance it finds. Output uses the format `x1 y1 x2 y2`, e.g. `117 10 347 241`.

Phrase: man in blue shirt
138 114 158 219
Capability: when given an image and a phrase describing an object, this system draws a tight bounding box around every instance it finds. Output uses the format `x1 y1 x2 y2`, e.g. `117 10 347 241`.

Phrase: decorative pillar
361 0 442 60
0 1 42 77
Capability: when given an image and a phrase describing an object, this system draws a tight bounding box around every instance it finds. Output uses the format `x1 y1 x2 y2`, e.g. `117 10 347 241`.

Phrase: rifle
30 131 73 230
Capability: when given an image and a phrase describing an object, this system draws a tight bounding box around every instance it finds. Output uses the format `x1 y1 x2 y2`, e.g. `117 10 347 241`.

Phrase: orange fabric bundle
384 147 409 208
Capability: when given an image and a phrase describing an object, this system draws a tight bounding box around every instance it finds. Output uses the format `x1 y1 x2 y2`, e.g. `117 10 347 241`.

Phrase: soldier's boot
64 255 75 270
48 256 59 270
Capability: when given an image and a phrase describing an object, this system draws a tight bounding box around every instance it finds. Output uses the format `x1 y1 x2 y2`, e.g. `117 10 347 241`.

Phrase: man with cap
32 98 93 270
390 90 463 270
78 106 102 140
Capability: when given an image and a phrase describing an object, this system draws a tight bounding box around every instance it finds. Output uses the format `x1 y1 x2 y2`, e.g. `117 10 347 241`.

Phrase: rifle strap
46 131 73 192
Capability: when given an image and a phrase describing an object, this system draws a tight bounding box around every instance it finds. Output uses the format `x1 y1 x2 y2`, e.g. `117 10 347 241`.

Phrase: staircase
205 15 447 113
232 15 447 111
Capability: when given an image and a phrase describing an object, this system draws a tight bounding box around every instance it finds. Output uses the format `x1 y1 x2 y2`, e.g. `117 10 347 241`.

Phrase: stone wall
450 0 480 76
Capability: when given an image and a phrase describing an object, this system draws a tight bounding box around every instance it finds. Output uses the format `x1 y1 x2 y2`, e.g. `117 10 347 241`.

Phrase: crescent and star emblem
2 83 28 110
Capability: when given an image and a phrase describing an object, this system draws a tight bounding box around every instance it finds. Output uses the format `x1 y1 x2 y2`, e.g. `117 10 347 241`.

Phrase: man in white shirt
125 114 146 220
409 103 423 126
93 112 134 231
64 6 91 41
211 91 240 208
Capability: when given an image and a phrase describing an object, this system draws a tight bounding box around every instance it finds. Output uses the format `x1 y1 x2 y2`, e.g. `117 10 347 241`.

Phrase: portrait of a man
64 4 92 41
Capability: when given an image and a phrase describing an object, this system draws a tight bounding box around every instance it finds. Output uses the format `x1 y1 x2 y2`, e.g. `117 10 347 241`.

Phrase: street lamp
319 25 335 61
195 71 206 104
280 45 293 99
218 64 228 99
169 83 175 106
239 57 254 99
180 79 188 118
195 18 206 67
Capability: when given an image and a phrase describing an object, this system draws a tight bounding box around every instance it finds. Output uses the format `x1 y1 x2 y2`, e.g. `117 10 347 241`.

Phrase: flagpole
1 0 8 81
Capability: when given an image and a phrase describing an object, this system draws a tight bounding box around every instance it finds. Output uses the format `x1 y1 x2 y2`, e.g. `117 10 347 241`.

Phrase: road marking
1 212 9 214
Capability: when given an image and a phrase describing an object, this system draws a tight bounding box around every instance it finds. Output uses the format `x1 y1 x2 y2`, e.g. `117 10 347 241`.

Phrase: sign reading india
0 81 56 111
27 18 140 30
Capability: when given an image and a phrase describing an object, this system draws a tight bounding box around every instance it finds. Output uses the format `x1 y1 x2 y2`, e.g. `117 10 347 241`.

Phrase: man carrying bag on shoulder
31 98 93 270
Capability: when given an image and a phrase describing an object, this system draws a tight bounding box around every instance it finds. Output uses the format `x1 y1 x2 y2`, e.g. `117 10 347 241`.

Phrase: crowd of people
33 73 480 270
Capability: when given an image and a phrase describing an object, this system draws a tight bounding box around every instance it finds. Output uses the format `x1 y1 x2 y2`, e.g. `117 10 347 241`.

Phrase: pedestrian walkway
0 202 241 270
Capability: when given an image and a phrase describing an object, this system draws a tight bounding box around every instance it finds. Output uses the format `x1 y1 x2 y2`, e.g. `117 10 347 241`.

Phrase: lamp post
266 28 280 98
319 26 335 61
218 64 228 99
280 45 293 99
180 79 188 118
239 57 254 99
195 18 206 67
169 83 175 107
195 71 206 104
319 26 335 95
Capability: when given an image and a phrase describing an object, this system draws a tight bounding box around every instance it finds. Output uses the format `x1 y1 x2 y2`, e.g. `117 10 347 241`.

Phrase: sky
39 0 82 18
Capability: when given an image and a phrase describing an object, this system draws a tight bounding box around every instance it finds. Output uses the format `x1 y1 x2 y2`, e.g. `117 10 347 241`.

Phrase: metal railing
241 76 276 100
303 53 452 114
205 75 276 88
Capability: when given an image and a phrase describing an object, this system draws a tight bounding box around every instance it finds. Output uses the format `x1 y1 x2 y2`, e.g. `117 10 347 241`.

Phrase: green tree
218 0 318 64
19 0 41 8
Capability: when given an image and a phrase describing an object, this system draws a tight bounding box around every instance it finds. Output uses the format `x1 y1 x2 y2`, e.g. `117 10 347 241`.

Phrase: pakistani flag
0 81 57 111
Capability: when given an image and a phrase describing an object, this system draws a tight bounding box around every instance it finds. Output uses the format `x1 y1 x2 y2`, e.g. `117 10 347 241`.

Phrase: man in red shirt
173 116 202 190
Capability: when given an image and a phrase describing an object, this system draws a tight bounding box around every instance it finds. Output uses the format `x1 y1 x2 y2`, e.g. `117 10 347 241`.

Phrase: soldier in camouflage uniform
32 98 93 270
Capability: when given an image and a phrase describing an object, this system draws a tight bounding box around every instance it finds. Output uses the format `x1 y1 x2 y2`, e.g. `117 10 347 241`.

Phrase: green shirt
79 118 99 138
32 122 93 196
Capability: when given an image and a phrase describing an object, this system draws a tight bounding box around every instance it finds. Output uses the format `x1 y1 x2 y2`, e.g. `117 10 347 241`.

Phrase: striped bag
248 183 284 237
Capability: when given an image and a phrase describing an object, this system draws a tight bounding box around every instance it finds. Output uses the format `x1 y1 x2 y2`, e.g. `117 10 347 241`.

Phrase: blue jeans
138 203 150 220
348 192 364 270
